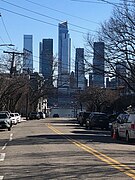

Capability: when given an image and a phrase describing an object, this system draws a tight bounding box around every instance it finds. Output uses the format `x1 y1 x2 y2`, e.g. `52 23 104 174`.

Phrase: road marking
0 153 5 161
48 124 135 180
9 133 13 141
1 133 13 150
0 133 13 180
2 142 8 150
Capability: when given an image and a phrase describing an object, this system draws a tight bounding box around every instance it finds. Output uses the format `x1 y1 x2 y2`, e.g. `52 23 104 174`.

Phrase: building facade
93 42 105 87
75 48 85 90
58 21 71 87
39 39 53 85
23 35 33 74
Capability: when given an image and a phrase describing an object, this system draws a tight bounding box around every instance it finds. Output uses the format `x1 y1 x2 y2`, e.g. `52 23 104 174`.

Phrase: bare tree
76 86 119 112
85 1 135 92
0 75 29 111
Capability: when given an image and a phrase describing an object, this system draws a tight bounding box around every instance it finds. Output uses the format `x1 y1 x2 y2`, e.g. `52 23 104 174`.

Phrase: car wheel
8 127 11 131
126 132 130 142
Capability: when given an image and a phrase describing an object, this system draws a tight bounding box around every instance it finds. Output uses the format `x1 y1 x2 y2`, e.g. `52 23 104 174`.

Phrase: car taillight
131 123 135 129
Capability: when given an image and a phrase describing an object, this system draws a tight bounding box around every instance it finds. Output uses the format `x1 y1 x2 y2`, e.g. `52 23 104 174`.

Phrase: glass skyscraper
93 42 105 87
58 21 71 87
39 39 53 85
75 48 85 90
23 35 33 74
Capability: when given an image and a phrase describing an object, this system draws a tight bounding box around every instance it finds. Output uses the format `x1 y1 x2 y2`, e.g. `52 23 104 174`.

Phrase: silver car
0 113 12 131
112 113 135 142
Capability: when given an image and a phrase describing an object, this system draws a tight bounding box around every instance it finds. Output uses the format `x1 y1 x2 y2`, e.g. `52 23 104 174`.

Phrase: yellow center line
47 123 135 179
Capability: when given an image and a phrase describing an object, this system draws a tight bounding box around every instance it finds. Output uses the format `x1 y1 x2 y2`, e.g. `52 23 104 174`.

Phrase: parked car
53 114 59 118
111 113 135 142
85 112 109 130
78 111 91 126
14 113 21 123
38 112 46 119
29 112 40 120
0 111 10 116
0 112 12 131
111 113 129 137
9 113 18 125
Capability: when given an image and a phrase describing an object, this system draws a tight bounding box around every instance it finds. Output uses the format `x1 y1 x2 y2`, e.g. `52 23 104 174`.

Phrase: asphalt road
0 117 135 180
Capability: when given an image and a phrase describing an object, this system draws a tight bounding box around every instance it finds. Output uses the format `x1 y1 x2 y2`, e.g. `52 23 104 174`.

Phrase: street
0 117 135 180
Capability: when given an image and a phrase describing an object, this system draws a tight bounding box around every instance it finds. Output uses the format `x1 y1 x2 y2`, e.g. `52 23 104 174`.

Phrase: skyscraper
39 39 53 85
116 61 126 86
75 48 85 90
23 35 33 73
93 42 105 87
58 21 71 87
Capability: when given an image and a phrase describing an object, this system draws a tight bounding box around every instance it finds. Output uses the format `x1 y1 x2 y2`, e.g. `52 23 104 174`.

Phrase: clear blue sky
0 0 120 72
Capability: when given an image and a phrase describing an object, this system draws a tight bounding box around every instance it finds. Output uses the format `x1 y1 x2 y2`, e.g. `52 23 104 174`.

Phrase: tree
85 1 135 92
75 86 119 113
0 75 29 112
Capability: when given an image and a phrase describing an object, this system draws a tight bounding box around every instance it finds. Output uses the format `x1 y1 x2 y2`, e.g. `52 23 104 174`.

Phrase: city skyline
0 0 117 72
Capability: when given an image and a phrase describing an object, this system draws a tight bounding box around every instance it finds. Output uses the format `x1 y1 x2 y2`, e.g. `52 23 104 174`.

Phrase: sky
0 0 121 72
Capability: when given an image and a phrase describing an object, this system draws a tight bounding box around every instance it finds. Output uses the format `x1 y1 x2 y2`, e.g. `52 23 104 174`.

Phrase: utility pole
3 51 24 77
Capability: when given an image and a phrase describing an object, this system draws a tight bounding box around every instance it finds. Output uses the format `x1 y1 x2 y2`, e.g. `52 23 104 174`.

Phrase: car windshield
0 113 8 118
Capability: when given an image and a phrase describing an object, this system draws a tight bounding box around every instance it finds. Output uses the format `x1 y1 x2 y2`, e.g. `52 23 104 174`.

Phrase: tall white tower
58 21 71 87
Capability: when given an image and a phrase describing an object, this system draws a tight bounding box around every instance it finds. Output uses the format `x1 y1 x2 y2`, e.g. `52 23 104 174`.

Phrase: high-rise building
116 61 126 87
23 35 33 73
93 42 105 87
75 48 85 90
58 21 71 87
39 39 53 85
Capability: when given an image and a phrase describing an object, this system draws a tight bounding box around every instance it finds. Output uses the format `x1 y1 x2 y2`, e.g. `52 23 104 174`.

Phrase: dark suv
85 112 109 130
29 112 40 120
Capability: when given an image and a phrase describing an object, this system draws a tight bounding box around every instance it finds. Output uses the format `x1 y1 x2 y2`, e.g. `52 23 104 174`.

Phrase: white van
113 113 135 142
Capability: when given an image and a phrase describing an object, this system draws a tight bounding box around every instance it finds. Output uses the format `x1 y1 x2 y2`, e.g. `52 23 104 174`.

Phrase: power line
25 0 99 25
0 6 93 34
3 51 24 77
0 13 12 43
0 7 57 27
98 0 123 7
71 0 124 7
0 35 5 43
1 0 97 32
71 0 106 4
